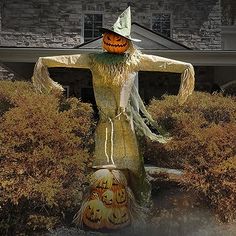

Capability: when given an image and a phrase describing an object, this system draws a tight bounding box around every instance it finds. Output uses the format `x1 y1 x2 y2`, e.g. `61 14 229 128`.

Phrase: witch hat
100 7 141 42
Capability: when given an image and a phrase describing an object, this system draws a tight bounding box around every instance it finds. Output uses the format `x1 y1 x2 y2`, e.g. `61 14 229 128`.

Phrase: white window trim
82 11 104 43
151 11 172 38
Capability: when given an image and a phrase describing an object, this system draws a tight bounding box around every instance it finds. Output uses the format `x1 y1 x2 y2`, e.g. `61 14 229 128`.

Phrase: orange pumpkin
102 32 130 54
101 189 114 207
82 199 107 229
106 207 131 229
89 189 103 200
114 186 128 206
90 169 114 189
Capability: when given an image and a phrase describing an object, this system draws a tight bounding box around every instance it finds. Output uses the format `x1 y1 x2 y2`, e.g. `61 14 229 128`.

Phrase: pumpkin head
107 207 131 229
102 32 130 54
102 189 114 207
82 199 107 229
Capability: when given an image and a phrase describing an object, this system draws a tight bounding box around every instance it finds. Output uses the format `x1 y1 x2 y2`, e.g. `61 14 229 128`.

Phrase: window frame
151 12 172 38
82 11 104 43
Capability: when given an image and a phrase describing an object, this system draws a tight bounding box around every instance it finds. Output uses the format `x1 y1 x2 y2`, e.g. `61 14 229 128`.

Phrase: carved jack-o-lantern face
102 32 130 54
114 187 127 206
90 169 113 189
89 190 100 200
107 207 131 229
102 190 114 206
82 199 106 229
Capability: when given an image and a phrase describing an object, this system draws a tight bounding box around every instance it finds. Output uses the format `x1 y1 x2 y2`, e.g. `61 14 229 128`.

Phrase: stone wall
0 0 222 83
0 0 222 49
103 0 222 50
0 32 81 48
0 0 82 48
0 64 19 81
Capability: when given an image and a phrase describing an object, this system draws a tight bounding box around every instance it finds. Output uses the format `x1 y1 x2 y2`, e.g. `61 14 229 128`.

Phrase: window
83 14 103 42
152 13 171 38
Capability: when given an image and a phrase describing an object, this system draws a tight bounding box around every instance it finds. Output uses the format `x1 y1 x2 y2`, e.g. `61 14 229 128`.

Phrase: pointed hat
100 7 141 42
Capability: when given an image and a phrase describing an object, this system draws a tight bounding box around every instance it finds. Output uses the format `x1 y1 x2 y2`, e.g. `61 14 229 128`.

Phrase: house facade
0 0 222 49
0 0 236 101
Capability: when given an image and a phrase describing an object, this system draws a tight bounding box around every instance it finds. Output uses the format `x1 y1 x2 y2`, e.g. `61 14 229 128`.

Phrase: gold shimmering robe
32 51 195 204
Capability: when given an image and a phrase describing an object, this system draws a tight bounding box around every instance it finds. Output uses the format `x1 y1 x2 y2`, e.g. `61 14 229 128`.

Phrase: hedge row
0 80 95 235
143 92 236 222
0 80 235 235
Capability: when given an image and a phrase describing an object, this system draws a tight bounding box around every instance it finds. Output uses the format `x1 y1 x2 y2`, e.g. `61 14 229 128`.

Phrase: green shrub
0 80 95 235
143 92 236 222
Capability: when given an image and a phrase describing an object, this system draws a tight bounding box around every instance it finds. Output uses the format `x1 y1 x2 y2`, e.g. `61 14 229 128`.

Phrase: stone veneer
0 64 17 81
0 0 221 49
0 0 222 80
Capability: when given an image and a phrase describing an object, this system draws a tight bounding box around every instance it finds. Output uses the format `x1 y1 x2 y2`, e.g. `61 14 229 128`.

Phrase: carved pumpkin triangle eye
102 32 129 54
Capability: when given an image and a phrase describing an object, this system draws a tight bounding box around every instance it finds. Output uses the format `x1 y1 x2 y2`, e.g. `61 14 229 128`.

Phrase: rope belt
104 111 123 165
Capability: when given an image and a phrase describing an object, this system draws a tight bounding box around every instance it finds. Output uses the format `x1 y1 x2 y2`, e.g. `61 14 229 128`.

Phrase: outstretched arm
32 54 91 94
138 54 195 104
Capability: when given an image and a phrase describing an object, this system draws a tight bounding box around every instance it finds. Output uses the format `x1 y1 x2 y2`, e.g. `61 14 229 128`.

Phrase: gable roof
75 22 190 50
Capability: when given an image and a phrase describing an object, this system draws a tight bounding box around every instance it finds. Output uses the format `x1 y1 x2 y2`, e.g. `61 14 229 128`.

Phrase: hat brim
100 27 141 42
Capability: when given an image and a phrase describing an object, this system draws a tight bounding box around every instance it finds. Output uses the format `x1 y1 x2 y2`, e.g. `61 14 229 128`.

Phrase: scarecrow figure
32 7 195 230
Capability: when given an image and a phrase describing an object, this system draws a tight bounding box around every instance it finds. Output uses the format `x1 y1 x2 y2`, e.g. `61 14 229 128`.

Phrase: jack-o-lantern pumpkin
114 186 127 206
106 207 131 229
111 184 128 206
111 170 128 186
82 199 107 229
89 189 102 200
102 189 114 207
102 32 130 54
90 169 113 189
